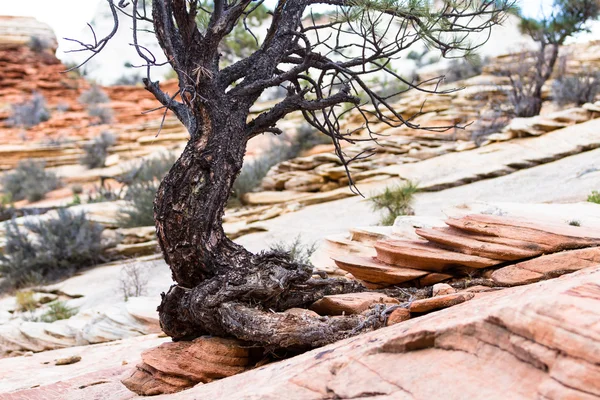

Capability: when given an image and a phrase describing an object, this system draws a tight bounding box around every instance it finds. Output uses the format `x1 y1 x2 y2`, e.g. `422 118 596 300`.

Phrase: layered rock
332 207 600 289
122 337 250 396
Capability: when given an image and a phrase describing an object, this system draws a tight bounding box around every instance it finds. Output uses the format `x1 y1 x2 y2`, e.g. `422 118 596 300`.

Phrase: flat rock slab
446 214 600 252
409 292 475 313
121 337 249 396
332 255 428 285
310 292 400 316
492 247 600 286
375 240 501 272
416 226 543 260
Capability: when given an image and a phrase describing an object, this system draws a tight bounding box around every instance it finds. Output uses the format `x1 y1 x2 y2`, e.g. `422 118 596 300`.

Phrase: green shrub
40 301 78 322
370 180 419 226
568 220 581 227
81 131 116 169
0 209 104 288
269 235 317 266
1 160 62 202
7 92 51 128
588 190 600 204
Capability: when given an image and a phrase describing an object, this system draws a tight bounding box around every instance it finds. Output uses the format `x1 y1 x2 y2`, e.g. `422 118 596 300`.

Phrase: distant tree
505 0 599 117
68 0 514 351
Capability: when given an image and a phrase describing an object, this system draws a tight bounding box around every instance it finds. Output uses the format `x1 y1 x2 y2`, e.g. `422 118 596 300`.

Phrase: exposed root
158 251 384 349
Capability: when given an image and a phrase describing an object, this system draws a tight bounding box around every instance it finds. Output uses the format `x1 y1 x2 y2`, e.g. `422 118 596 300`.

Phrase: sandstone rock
491 247 600 286
386 308 411 326
374 240 501 272
122 337 249 396
55 355 81 366
309 292 399 316
414 273 454 287
432 283 456 297
332 255 428 286
409 292 475 313
446 214 600 252
416 226 543 260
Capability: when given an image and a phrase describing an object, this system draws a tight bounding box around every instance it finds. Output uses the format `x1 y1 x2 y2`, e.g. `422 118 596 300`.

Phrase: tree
68 0 514 351
505 0 599 117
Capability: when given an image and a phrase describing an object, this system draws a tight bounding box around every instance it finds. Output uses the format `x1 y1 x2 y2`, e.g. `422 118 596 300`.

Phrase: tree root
158 251 385 350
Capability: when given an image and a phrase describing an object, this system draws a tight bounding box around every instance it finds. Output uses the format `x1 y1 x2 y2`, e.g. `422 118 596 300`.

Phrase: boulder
386 308 411 326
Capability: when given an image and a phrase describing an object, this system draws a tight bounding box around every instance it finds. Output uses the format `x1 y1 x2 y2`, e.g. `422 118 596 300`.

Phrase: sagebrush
269 235 317 266
0 209 104 288
1 160 62 202
81 131 116 169
7 92 51 128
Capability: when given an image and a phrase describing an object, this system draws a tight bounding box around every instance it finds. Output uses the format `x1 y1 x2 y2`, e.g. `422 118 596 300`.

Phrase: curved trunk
154 117 250 288
153 109 385 350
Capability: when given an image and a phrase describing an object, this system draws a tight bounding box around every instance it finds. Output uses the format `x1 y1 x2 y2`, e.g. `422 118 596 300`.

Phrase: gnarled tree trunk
153 108 383 349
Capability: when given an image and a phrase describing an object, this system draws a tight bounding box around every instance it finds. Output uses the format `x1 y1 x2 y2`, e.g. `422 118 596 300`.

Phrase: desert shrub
56 102 71 112
117 153 178 227
1 160 62 202
269 235 317 266
230 139 299 205
0 209 105 288
71 185 84 195
7 92 51 128
81 131 116 169
568 219 581 227
113 74 142 86
118 181 158 228
444 55 486 84
552 72 600 106
15 290 37 312
370 180 419 226
124 153 178 185
40 301 78 322
588 190 600 204
290 123 331 154
88 106 114 125
470 111 511 145
119 263 149 301
79 85 110 106
28 36 52 53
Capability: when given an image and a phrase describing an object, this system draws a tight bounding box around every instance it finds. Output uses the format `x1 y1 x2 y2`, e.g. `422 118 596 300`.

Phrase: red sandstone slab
446 214 600 252
333 255 428 285
492 247 600 286
416 226 543 261
374 240 501 272
310 292 400 316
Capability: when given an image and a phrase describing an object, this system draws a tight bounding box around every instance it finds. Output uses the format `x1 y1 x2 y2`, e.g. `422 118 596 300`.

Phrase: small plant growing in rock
119 263 149 301
269 236 318 266
370 180 419 226
568 219 581 227
15 290 38 312
7 92 51 128
81 131 116 169
588 190 600 204
40 301 78 322
0 160 62 202
0 209 105 288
